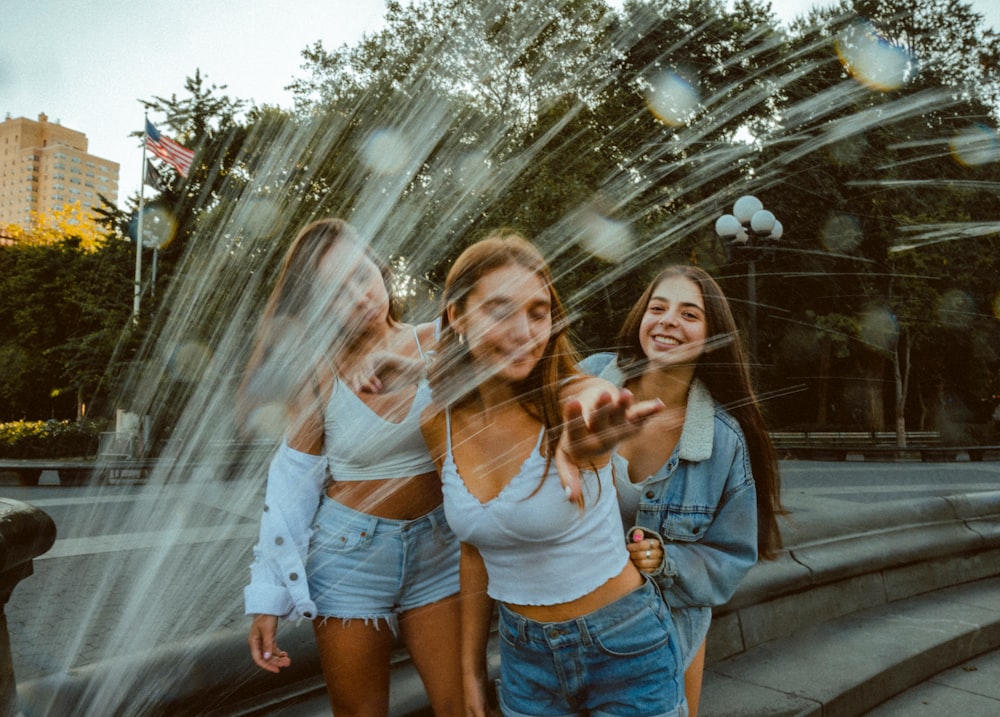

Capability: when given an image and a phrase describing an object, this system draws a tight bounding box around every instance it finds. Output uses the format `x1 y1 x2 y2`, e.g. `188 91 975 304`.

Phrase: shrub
0 419 106 458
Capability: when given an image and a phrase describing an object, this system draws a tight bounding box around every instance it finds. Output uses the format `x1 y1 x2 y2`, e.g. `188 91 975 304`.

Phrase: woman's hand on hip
627 528 664 574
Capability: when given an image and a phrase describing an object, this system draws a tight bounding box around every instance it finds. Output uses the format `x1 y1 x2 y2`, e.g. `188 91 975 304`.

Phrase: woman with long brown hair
581 264 784 717
421 230 686 717
239 218 462 717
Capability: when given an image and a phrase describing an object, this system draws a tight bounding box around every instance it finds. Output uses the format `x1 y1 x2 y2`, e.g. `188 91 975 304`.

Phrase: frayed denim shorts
496 578 687 717
305 496 460 633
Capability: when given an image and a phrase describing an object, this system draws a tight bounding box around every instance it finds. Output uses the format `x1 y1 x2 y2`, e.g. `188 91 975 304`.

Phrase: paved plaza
4 459 1000 715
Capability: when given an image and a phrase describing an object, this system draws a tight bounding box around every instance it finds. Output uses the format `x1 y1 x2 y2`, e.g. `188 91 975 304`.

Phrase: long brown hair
237 218 398 437
428 229 580 464
616 265 785 559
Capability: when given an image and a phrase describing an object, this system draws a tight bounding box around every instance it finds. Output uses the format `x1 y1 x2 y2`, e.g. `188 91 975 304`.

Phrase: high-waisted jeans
495 578 686 717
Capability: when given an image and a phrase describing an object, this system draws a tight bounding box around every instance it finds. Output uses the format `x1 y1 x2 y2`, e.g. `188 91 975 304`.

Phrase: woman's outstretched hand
556 387 663 504
249 614 291 673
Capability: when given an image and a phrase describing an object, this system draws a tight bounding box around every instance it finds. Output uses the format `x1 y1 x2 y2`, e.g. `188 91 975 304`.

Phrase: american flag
145 119 195 177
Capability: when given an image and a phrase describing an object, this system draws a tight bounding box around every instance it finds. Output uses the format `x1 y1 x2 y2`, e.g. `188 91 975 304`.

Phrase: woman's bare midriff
505 562 645 623
325 471 443 520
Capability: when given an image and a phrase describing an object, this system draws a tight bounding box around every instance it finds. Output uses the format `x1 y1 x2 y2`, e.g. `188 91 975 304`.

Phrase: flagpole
133 114 147 320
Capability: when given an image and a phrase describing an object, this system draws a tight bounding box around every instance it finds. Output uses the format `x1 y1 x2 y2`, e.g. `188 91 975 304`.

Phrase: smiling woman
451 262 553 385
638 274 709 368
421 229 686 717
238 217 463 717
581 264 785 717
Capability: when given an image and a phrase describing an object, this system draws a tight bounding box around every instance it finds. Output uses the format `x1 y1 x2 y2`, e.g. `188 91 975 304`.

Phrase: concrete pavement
4 461 1000 716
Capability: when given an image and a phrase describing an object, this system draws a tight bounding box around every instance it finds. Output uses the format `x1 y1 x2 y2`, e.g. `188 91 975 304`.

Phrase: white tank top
323 327 436 481
440 409 628 605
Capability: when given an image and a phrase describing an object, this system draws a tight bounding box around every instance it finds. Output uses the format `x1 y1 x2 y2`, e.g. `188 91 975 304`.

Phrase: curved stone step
700 577 1000 717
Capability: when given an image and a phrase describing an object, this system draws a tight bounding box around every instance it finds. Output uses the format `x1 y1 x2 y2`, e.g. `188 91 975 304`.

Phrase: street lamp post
715 195 783 360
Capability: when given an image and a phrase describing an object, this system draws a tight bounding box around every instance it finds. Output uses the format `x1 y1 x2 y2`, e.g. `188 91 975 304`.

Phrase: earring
457 333 465 347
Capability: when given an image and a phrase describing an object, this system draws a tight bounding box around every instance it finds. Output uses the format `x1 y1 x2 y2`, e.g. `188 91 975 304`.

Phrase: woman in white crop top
421 230 686 717
238 218 462 717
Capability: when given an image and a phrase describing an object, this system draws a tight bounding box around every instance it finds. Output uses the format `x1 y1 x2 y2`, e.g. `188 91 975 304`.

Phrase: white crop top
440 410 628 605
323 327 437 481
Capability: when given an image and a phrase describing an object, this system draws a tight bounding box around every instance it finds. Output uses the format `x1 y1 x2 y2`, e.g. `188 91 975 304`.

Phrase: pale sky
4 0 999 202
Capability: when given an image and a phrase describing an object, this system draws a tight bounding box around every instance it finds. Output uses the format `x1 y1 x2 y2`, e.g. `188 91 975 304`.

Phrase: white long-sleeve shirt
243 440 327 621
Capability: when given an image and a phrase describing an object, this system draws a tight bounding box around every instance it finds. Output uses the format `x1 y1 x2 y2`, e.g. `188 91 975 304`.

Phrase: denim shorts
671 606 712 670
496 578 687 717
305 496 460 633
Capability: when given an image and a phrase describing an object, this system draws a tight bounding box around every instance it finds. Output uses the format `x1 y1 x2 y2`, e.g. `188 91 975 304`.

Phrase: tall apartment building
0 112 120 230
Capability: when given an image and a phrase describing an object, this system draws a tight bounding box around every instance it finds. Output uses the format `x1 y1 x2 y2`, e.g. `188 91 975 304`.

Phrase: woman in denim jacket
580 265 784 717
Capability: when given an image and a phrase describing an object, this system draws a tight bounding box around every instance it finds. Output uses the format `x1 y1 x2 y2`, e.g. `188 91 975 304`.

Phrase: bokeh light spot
361 128 410 174
859 306 898 352
456 150 493 189
572 207 633 263
246 402 289 441
937 289 975 329
236 197 283 235
826 133 868 166
835 20 913 92
140 205 178 249
167 341 212 381
821 213 863 254
950 124 1000 167
645 70 699 127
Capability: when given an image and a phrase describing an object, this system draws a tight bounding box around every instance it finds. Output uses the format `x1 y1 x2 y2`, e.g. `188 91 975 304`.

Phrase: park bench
769 430 1000 461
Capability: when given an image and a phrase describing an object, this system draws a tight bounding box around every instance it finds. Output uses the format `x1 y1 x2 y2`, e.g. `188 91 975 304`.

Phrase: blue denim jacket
579 353 758 609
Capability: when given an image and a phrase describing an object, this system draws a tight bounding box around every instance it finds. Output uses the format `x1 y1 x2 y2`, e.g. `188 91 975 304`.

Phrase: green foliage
16 0 993 441
0 238 134 420
0 418 105 458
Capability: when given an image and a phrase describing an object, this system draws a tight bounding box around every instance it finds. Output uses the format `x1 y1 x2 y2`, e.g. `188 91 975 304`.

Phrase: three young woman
420 231 687 717
242 218 780 717
581 265 784 717
240 218 462 717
